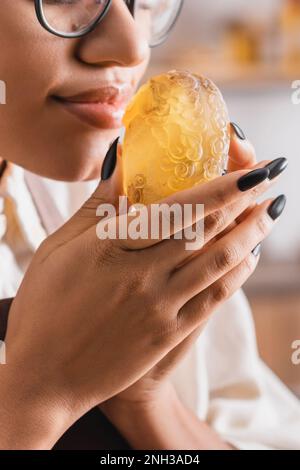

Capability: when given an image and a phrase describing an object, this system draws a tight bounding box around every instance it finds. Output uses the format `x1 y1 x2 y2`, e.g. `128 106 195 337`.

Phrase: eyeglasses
34 0 184 47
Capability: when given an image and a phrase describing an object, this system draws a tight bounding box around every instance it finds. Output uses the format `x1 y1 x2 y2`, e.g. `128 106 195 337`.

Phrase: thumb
91 136 123 210
228 122 257 172
47 137 123 245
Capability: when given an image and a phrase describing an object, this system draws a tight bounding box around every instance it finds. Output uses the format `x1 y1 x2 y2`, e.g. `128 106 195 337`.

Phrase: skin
0 1 284 450
0 0 149 180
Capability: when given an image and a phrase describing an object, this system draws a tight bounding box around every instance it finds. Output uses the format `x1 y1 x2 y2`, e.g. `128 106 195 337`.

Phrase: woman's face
0 0 150 181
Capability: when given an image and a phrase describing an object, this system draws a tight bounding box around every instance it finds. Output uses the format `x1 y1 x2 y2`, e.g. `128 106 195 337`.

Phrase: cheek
0 7 79 177
133 52 151 87
1 44 62 115
0 3 58 103
1 2 76 115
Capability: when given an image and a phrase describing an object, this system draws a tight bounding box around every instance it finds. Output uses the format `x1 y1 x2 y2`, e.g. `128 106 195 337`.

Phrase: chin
12 146 104 183
24 129 119 182
44 154 104 182
49 128 119 182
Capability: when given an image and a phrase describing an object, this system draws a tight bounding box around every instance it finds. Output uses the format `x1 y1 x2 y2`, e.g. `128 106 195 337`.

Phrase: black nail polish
231 122 246 140
268 195 287 221
264 158 288 180
252 243 262 257
101 137 119 181
237 168 270 192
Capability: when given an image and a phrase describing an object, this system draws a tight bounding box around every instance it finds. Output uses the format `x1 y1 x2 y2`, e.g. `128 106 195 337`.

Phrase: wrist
100 382 181 448
101 380 176 418
0 365 73 449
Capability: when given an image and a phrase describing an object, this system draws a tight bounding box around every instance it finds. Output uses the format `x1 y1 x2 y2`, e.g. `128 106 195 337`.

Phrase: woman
0 0 299 450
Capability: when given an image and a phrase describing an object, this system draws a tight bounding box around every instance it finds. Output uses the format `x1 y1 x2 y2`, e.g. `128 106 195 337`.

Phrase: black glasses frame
34 0 184 47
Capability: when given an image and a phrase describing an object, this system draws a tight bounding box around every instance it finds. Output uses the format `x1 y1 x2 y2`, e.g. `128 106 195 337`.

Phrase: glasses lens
133 0 183 47
40 0 110 36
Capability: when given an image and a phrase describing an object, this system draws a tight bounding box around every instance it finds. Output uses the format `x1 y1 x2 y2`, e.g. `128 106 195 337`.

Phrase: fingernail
268 195 287 221
231 122 246 140
264 158 288 180
101 137 119 181
237 168 270 192
252 243 262 257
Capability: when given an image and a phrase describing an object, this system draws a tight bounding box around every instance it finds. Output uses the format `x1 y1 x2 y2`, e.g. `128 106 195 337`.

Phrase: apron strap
24 171 64 236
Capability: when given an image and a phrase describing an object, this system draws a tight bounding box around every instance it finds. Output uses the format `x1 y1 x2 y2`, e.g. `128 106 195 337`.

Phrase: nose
76 0 149 68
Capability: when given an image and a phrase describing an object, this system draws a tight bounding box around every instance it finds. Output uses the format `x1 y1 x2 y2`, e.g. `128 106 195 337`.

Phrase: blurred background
147 0 300 397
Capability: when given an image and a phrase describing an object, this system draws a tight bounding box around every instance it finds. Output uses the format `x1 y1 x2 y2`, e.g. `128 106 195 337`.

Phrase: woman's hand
99 128 287 437
2 140 284 449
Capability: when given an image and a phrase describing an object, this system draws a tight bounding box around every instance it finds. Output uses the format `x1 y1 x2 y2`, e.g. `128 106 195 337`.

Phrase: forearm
101 385 233 450
0 299 68 449
0 363 72 449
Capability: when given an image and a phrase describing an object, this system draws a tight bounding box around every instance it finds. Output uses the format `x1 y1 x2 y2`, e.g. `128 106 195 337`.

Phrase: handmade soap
122 70 230 205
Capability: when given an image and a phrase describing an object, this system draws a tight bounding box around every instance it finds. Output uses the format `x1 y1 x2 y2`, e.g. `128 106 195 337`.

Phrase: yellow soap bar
122 70 230 205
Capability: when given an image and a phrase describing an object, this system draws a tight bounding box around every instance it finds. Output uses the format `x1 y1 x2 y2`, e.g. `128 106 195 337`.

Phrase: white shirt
0 162 299 450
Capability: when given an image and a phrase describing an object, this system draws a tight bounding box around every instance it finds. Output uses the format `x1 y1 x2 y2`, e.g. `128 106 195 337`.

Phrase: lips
52 84 133 129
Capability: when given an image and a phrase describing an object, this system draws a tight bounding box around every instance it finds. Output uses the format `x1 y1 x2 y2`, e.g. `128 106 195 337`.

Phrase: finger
160 242 262 362
169 195 286 304
116 166 270 251
217 159 270 240
228 122 257 171
82 138 124 219
225 158 271 230
178 247 262 335
222 157 288 234
151 166 281 270
46 138 123 248
149 321 207 380
152 155 286 269
189 157 275 242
